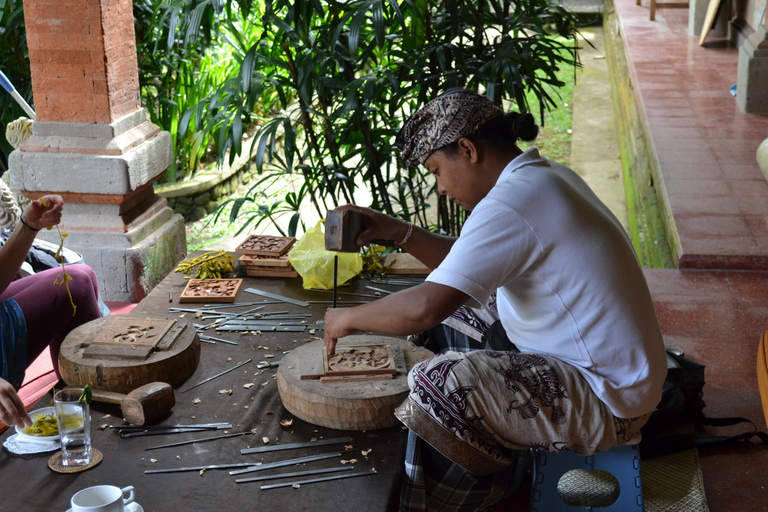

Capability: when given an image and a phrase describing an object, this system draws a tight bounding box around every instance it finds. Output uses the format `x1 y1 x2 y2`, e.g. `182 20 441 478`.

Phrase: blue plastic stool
529 443 644 511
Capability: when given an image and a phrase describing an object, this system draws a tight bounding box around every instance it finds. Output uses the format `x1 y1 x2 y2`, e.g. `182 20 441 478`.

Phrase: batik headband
395 90 504 167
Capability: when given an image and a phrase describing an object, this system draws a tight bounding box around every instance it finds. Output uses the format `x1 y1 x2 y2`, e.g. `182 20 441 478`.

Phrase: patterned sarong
397 298 648 511
0 298 27 389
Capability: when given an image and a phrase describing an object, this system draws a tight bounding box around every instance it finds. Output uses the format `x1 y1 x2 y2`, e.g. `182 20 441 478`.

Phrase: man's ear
457 138 480 164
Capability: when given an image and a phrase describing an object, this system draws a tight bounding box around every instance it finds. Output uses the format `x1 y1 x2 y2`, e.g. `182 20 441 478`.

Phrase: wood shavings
243 383 255 389
280 419 293 427
227 357 232 362
251 428 258 434
310 437 317 442
102 414 111 419
341 460 351 464
266 410 273 415
259 361 269 365
193 398 202 404
264 354 275 358
292 484 301 489
262 437 270 444
261 381 269 387
345 445 354 451
244 405 249 409
176 455 181 460
362 449 372 456
219 389 233 395
179 313 187 318
309 329 316 334
99 424 108 430
199 469 205 476
349 459 358 464
288 366 294 369
276 345 283 350
150 459 158 463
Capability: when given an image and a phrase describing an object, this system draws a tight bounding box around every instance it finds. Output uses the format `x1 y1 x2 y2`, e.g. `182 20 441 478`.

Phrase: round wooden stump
59 316 200 394
277 335 433 431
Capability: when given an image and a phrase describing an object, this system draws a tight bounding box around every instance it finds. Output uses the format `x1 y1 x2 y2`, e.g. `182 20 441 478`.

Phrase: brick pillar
9 0 186 302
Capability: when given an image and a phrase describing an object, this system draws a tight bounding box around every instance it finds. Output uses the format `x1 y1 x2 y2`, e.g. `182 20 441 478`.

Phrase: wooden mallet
67 382 175 425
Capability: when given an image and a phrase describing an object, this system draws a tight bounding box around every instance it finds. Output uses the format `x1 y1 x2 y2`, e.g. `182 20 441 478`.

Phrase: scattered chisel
244 287 310 307
214 325 306 332
121 427 216 438
145 462 261 474
260 470 377 490
256 361 280 369
111 423 231 431
198 334 238 345
236 465 354 484
241 436 352 455
365 285 393 295
145 431 252 451
229 452 342 476
180 359 253 393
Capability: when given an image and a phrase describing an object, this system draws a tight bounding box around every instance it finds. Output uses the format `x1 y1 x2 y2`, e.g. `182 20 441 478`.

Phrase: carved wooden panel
82 317 178 360
322 345 396 377
179 278 243 303
235 235 295 256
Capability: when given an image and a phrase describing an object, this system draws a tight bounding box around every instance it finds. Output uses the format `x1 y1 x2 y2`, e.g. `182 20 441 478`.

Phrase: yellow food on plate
21 413 58 436
21 411 82 436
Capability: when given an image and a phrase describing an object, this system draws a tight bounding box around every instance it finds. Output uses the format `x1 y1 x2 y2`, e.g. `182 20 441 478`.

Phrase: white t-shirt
426 149 667 418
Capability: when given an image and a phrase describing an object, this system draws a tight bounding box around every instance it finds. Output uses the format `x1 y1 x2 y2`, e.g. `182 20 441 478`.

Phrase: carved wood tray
235 235 295 256
179 278 243 303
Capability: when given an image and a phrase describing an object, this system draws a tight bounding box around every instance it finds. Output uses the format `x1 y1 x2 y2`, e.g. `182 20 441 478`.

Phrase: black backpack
640 349 768 457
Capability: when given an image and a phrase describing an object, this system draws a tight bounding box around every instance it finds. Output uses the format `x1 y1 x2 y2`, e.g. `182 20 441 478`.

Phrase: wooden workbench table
0 265 414 512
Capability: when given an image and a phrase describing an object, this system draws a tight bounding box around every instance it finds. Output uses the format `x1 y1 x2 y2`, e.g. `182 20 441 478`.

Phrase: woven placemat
48 448 103 474
642 448 709 512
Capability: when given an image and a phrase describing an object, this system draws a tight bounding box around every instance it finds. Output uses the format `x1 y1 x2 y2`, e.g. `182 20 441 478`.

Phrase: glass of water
53 388 92 466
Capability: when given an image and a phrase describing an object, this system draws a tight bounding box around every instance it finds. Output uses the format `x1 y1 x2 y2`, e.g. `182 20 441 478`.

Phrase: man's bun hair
507 112 538 142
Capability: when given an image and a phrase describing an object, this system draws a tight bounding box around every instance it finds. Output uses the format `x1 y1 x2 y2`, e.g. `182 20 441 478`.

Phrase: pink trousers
0 264 102 377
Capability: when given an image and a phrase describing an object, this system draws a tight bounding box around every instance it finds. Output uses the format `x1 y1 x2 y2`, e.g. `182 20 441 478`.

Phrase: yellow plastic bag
288 221 363 290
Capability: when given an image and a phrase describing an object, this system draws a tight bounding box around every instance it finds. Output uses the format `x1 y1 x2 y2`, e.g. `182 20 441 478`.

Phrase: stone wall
155 148 254 223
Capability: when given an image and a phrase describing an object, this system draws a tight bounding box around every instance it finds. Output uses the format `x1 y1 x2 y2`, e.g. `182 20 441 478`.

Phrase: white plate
15 406 60 443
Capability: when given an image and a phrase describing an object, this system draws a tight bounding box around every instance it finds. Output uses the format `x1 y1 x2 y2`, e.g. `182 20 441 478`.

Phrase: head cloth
395 90 504 167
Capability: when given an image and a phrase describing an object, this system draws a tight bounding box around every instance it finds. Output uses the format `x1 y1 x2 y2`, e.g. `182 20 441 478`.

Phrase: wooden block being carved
325 209 363 252
322 345 396 377
235 235 295 256
238 254 291 268
179 279 243 303
383 253 430 275
244 267 299 278
82 318 178 360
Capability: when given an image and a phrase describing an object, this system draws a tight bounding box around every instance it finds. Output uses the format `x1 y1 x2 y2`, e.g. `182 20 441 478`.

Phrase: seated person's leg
398 350 648 475
2 264 102 376
400 429 529 512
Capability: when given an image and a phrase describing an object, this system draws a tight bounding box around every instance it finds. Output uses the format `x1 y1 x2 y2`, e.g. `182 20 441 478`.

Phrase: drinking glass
53 388 92 466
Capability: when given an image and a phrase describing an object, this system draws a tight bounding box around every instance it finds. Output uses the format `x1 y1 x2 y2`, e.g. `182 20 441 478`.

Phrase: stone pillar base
35 203 186 302
737 25 768 114
9 110 186 301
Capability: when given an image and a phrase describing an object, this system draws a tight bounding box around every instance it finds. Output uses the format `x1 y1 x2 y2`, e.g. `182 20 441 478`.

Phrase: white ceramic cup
69 485 135 512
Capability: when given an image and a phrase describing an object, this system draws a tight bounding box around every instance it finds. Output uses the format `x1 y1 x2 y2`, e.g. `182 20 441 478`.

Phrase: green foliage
0 0 581 239
174 0 582 236
0 0 32 173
